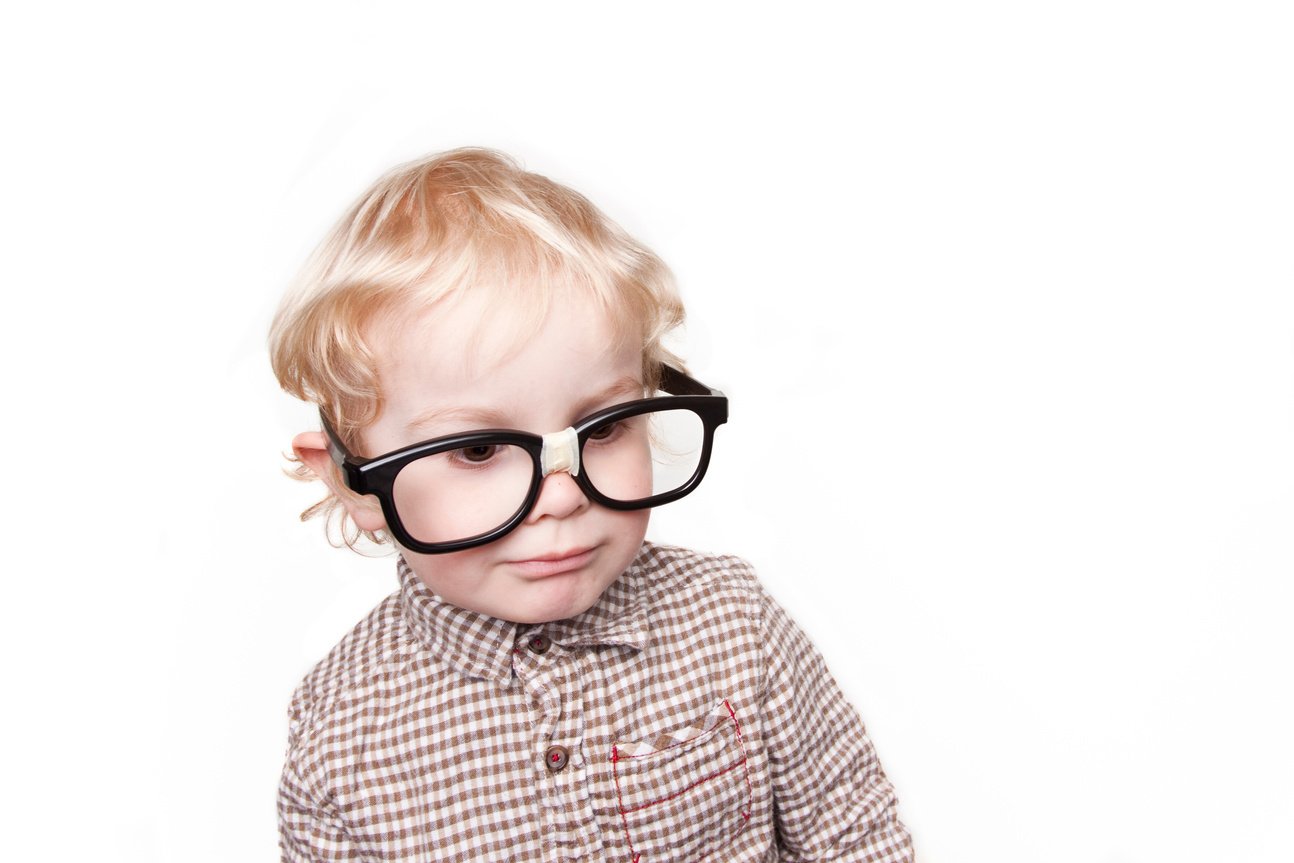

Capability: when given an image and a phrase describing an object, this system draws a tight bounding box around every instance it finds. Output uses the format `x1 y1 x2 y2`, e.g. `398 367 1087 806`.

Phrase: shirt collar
397 543 653 683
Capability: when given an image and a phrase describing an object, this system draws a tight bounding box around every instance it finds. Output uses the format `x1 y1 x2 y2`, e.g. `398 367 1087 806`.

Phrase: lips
510 547 596 578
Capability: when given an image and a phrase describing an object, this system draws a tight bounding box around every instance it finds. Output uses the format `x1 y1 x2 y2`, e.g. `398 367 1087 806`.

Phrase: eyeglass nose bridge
540 426 581 478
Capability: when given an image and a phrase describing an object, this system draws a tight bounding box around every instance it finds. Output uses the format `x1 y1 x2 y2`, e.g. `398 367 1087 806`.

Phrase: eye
588 421 622 441
458 444 498 463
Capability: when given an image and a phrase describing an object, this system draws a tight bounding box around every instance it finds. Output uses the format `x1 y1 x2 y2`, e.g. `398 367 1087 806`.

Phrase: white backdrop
3 2 1291 861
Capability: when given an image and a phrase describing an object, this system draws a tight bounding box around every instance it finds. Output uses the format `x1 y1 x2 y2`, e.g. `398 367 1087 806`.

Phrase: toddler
270 148 913 861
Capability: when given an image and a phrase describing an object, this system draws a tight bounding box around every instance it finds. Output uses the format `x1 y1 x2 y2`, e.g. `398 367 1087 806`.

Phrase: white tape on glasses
540 426 581 478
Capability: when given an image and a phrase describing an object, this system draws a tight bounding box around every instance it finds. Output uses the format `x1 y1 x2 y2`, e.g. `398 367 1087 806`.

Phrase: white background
3 2 1291 861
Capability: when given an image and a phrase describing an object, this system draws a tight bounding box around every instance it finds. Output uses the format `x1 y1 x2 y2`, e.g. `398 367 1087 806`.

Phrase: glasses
321 365 728 554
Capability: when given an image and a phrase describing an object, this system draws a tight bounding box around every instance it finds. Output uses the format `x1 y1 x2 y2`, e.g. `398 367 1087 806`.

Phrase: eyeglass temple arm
660 364 724 398
318 412 352 469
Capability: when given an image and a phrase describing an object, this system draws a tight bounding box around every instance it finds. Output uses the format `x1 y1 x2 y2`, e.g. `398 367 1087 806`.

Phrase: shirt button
527 634 551 654
544 745 570 773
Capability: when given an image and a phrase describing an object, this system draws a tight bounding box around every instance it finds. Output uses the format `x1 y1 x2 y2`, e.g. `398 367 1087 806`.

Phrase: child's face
357 291 652 624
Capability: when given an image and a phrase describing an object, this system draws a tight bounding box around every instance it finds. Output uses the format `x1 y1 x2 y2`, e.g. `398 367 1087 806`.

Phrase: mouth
510 547 596 578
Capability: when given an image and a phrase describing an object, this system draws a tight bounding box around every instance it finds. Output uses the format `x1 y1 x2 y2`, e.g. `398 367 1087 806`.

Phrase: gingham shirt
279 542 913 862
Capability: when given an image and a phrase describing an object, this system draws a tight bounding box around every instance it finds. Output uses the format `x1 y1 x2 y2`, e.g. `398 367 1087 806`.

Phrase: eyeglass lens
389 407 706 546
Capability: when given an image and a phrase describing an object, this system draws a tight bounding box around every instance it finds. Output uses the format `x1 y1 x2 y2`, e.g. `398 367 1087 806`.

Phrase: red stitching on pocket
609 700 753 862
724 699 754 822
609 745 640 863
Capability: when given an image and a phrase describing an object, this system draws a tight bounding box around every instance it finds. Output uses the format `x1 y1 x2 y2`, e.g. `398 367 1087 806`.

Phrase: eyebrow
572 375 649 418
403 376 647 439
404 405 514 438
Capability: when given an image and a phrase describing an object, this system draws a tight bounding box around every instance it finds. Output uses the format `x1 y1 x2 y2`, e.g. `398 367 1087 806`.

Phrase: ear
291 431 388 533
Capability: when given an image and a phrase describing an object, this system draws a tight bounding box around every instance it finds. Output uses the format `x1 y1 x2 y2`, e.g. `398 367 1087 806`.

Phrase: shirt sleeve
278 703 365 862
757 584 914 862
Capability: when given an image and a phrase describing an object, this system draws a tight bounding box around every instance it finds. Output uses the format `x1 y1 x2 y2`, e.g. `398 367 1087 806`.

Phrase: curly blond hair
269 148 686 549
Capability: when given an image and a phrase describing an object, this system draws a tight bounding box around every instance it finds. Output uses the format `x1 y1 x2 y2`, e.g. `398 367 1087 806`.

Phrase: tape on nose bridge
540 427 580 478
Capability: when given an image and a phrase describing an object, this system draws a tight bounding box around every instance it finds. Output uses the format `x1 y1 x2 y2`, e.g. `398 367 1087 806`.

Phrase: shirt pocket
609 699 753 863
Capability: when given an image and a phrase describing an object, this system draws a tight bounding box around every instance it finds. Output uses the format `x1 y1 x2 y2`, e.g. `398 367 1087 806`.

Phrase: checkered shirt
279 542 913 862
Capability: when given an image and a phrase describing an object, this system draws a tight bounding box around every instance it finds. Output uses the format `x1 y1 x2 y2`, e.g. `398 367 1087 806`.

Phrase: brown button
527 634 551 654
544 745 570 773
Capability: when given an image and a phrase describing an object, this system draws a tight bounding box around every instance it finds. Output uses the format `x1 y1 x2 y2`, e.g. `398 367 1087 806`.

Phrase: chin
509 574 606 624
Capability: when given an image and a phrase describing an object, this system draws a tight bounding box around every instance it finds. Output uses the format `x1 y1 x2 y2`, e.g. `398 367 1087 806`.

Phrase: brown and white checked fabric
279 542 913 862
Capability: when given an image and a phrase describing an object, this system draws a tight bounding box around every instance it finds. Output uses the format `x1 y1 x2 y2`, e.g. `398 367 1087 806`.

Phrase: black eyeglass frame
320 365 728 554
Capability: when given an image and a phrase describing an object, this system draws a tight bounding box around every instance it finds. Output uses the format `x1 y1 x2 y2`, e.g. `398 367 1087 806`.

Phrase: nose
525 469 589 523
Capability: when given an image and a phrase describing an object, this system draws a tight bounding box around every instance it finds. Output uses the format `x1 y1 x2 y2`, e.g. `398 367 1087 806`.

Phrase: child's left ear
291 431 388 533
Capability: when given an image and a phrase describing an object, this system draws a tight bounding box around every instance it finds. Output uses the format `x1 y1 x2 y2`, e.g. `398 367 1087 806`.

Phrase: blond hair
269 147 686 549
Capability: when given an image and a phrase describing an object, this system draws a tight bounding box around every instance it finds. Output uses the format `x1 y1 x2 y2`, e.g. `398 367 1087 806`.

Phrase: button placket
534 649 605 858
517 638 567 786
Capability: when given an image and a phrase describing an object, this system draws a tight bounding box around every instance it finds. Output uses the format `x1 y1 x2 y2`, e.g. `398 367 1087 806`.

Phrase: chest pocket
609 699 753 862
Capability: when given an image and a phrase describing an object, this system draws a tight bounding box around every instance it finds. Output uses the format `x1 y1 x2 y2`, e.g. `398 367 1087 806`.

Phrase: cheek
583 435 654 500
605 508 651 555
399 547 487 604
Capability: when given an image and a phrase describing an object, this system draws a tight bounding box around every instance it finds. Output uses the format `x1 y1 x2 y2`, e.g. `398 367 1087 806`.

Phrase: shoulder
285 589 410 745
635 541 760 586
633 541 769 620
